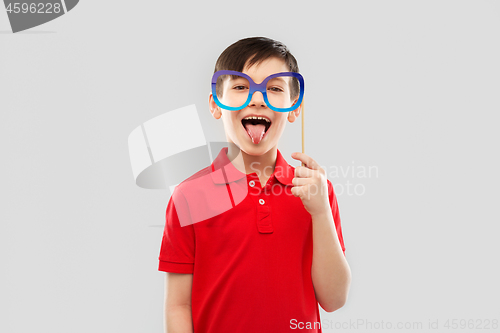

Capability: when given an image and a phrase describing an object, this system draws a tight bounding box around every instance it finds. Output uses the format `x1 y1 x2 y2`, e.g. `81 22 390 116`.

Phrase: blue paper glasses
211 70 304 112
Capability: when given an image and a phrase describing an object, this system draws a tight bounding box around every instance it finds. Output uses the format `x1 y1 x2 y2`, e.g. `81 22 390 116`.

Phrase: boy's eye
268 86 284 93
233 85 248 90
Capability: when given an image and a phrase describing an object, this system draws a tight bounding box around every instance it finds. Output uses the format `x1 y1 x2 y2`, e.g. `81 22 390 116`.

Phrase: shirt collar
210 147 294 186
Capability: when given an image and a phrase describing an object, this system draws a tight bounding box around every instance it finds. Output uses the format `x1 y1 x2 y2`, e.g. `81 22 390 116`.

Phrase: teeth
243 116 271 123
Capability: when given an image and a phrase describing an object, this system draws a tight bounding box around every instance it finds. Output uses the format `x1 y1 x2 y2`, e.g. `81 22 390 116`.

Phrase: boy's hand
290 152 330 218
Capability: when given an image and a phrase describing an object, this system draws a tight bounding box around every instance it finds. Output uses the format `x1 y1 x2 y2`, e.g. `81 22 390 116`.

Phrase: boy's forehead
242 56 289 82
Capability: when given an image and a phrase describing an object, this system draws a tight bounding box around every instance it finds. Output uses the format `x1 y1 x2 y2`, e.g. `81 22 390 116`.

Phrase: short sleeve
327 179 346 256
158 187 195 273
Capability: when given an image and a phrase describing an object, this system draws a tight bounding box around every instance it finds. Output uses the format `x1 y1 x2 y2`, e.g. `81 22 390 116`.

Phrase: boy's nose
248 91 267 108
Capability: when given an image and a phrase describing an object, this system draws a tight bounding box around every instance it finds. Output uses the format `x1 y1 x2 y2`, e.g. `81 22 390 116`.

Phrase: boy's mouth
241 116 271 144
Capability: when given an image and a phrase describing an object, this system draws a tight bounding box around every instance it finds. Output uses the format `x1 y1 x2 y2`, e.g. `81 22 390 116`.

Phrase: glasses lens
215 74 250 110
266 75 301 111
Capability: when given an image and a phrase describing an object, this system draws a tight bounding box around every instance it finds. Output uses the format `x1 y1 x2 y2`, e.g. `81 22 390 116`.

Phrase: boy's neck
226 143 277 179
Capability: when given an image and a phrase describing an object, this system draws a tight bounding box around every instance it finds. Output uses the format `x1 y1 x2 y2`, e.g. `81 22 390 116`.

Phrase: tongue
244 123 266 144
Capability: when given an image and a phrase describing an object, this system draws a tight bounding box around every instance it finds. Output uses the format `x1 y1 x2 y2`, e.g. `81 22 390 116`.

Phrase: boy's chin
238 137 275 156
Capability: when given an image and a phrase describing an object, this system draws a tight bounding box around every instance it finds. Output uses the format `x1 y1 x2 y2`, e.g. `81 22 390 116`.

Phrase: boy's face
209 57 301 156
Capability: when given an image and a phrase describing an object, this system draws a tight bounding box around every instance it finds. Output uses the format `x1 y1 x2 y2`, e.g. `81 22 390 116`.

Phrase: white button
259 199 265 205
249 180 255 187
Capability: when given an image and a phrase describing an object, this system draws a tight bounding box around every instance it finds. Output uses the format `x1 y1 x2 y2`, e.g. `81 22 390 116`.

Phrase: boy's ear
288 101 302 123
208 93 222 119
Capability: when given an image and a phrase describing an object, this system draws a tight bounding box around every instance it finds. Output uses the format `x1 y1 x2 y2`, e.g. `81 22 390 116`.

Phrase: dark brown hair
214 37 300 101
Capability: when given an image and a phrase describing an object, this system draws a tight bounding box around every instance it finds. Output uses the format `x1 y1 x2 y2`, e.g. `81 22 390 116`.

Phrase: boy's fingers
292 177 310 186
292 152 321 171
291 185 305 198
294 166 314 178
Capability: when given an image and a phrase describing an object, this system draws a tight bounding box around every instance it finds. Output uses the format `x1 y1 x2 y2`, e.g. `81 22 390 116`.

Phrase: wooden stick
301 102 305 167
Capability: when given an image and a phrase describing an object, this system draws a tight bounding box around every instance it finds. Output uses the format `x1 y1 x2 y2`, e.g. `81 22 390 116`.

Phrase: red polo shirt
158 147 345 333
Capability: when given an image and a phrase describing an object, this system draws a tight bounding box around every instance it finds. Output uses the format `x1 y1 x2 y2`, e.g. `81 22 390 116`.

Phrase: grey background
1 1 499 332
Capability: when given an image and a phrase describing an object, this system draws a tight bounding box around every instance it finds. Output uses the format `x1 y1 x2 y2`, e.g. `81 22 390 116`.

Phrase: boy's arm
164 273 194 333
311 180 351 313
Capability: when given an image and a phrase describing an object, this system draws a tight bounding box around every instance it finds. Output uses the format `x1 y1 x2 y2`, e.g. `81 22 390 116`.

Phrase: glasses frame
211 70 305 112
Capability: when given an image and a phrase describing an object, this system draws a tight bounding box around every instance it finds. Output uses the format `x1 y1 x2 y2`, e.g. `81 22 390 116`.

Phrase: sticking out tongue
244 123 266 144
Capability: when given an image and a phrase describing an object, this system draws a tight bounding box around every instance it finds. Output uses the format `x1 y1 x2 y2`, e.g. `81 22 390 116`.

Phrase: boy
158 37 351 333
